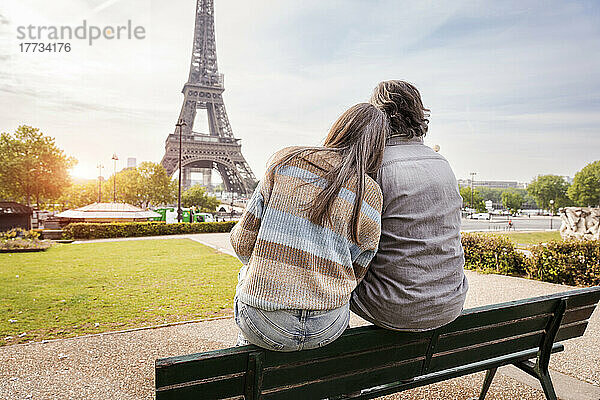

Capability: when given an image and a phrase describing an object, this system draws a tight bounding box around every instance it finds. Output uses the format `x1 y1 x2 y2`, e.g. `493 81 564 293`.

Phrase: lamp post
176 119 186 223
111 153 118 203
549 199 554 230
469 172 477 217
97 163 104 203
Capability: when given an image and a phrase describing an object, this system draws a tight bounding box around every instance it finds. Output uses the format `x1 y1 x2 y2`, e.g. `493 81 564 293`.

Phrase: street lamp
111 153 119 203
549 199 555 230
97 163 104 203
176 119 186 223
469 172 477 217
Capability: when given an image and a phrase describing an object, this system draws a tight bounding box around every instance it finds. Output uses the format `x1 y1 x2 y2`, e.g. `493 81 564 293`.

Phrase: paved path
3 233 598 399
72 233 237 257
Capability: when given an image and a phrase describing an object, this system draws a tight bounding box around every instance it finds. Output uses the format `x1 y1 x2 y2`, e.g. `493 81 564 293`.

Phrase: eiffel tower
161 0 256 195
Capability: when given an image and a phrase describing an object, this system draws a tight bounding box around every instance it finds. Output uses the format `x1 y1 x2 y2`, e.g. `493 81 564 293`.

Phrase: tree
567 160 600 207
523 192 538 209
0 125 76 206
527 175 570 210
459 187 486 212
501 190 524 214
477 187 503 204
106 162 177 207
58 162 176 209
137 162 178 207
58 180 107 209
182 185 220 212
110 167 141 205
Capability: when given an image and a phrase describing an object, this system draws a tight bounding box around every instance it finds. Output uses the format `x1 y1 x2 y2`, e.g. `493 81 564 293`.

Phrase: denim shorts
234 298 350 352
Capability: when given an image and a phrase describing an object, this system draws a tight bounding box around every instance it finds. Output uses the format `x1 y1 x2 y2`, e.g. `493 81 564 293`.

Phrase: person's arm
352 180 383 283
353 247 378 283
230 181 267 264
229 153 281 264
229 146 300 263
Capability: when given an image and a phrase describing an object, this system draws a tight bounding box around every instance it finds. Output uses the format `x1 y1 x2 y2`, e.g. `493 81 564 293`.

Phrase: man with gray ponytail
351 80 468 331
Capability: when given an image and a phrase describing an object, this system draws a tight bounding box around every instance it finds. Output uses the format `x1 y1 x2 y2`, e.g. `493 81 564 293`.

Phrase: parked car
470 212 491 220
196 213 214 222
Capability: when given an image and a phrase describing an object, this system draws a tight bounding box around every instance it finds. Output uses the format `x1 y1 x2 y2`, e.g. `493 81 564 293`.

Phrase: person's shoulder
267 146 305 167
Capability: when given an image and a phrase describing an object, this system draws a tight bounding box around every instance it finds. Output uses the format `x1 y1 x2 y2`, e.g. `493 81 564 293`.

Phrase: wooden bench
155 286 600 400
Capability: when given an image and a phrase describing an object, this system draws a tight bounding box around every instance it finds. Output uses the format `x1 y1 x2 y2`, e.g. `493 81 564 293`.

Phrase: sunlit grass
485 231 562 247
0 239 241 345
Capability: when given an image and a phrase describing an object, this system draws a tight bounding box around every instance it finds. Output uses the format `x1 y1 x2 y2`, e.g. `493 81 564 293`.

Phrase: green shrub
62 221 237 240
527 240 600 286
461 233 527 275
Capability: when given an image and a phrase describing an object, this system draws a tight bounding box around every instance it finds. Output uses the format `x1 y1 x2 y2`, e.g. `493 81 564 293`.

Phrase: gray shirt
351 136 468 331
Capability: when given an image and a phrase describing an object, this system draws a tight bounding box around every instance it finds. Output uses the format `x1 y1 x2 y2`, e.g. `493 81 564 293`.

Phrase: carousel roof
55 202 160 219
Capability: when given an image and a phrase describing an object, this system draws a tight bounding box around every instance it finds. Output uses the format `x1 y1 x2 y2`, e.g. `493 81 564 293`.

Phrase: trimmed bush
63 221 237 240
527 240 600 286
461 233 527 275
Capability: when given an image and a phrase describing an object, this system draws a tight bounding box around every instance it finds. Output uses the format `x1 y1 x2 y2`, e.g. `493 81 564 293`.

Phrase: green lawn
0 239 241 345
485 231 562 246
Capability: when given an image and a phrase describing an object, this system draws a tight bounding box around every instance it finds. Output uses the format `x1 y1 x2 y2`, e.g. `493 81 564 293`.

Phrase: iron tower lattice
161 0 256 195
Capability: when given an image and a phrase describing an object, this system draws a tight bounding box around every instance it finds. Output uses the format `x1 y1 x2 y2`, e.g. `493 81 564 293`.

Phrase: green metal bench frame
155 287 600 400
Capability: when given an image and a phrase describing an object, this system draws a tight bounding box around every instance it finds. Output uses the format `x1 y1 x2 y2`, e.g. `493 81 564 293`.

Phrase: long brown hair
272 103 389 242
370 80 430 139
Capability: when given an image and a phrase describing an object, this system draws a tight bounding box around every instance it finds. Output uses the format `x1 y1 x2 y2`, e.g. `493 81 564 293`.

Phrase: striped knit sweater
230 147 383 311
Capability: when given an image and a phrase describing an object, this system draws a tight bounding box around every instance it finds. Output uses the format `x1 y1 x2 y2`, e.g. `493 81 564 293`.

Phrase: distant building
457 179 527 189
127 157 137 169
0 202 32 231
55 202 160 226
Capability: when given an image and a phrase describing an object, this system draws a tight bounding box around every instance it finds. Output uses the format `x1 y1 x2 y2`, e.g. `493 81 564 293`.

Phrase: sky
1 0 599 183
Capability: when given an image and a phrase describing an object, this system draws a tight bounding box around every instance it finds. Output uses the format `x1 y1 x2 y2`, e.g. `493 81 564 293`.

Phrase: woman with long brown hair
230 103 389 351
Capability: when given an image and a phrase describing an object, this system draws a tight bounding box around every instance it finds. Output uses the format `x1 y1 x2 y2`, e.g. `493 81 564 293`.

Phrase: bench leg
538 370 558 400
478 367 497 400
515 360 558 400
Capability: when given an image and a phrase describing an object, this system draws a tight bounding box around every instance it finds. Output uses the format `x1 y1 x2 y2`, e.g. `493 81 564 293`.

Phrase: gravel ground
2 233 598 399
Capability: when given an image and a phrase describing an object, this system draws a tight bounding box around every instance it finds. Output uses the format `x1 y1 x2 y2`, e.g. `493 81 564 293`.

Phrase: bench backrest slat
561 304 596 325
155 348 248 398
439 297 559 333
261 356 425 400
155 374 245 400
556 320 589 342
260 326 430 367
435 313 553 354
261 339 429 397
429 330 544 373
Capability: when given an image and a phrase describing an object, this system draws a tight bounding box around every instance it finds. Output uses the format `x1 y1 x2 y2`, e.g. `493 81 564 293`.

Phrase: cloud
92 0 125 13
1 0 599 181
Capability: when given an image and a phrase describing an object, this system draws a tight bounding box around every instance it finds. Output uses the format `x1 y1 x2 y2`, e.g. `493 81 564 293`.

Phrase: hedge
527 240 600 286
63 221 236 240
462 233 599 287
461 233 527 275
